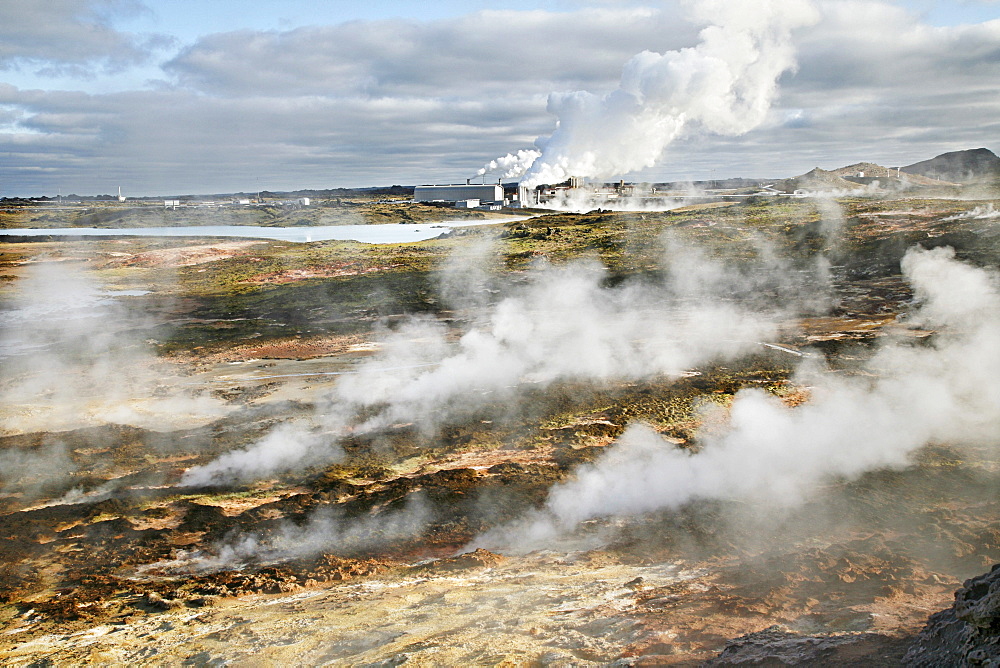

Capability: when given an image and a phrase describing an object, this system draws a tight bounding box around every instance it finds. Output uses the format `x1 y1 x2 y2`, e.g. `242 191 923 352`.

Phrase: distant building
163 199 180 208
117 186 126 203
297 197 311 206
414 184 503 204
454 199 480 208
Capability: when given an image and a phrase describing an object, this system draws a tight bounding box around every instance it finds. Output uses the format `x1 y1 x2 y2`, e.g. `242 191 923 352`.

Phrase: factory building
414 183 504 204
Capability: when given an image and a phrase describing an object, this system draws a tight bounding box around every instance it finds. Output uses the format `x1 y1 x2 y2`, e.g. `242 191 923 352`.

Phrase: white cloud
0 0 167 76
0 1 999 195
163 8 691 98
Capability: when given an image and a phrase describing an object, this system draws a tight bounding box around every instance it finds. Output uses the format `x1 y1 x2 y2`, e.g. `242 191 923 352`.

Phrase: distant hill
773 161 959 194
830 162 897 179
901 148 1000 184
831 162 956 188
773 167 860 193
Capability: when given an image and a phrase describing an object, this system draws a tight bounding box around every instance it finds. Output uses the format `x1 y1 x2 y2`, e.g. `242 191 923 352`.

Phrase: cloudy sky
1 0 999 196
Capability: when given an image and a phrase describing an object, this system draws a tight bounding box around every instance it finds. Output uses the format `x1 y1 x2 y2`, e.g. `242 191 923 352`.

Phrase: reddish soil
247 262 402 284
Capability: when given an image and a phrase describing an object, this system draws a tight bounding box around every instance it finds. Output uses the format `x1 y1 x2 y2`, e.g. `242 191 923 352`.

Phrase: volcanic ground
1 195 1000 665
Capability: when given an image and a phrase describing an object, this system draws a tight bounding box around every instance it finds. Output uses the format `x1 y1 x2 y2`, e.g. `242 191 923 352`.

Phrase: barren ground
1 196 999 665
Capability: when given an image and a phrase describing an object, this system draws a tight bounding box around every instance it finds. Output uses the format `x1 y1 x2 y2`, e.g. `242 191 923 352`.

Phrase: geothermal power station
414 177 701 210
415 150 985 212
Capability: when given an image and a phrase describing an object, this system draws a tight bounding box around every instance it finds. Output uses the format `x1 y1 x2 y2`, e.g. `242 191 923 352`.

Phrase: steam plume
179 422 343 487
477 246 1000 548
481 0 818 187
161 495 432 572
944 204 1000 221
332 252 795 435
186 235 832 485
476 149 542 181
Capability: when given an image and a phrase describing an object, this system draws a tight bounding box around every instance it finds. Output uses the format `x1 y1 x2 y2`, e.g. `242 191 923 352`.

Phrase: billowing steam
480 0 818 187
476 149 542 181
945 204 1000 221
179 422 344 487
183 237 831 486
476 246 1000 549
333 255 785 434
216 494 431 564
155 494 432 572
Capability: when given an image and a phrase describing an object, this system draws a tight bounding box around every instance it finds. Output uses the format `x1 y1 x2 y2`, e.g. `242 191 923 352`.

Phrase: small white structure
414 184 503 203
297 197 311 206
163 199 180 208
117 186 126 203
517 185 537 205
455 199 480 208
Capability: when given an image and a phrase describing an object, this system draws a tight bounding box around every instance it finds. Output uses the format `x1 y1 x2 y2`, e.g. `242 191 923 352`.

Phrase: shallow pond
0 218 523 244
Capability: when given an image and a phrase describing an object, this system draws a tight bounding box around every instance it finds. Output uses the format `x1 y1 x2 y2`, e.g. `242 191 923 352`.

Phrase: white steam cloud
338 262 779 434
477 246 1000 549
944 204 1000 221
476 149 543 181
176 495 432 571
481 0 818 187
185 234 831 485
179 422 344 487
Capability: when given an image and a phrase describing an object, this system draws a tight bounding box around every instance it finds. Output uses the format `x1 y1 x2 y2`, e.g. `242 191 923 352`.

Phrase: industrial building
414 183 504 204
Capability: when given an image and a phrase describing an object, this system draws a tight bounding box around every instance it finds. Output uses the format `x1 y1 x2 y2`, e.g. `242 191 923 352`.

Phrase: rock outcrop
705 626 911 665
708 564 1000 666
903 563 1000 666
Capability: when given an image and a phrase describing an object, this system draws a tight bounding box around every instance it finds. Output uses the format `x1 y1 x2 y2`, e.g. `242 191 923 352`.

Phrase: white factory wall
414 184 503 203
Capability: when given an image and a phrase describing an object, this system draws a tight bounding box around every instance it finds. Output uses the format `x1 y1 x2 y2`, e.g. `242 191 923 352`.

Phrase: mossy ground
0 197 505 230
3 193 1000 661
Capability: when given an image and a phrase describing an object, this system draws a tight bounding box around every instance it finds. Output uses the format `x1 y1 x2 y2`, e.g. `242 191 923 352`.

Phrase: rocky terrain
1 192 1000 664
